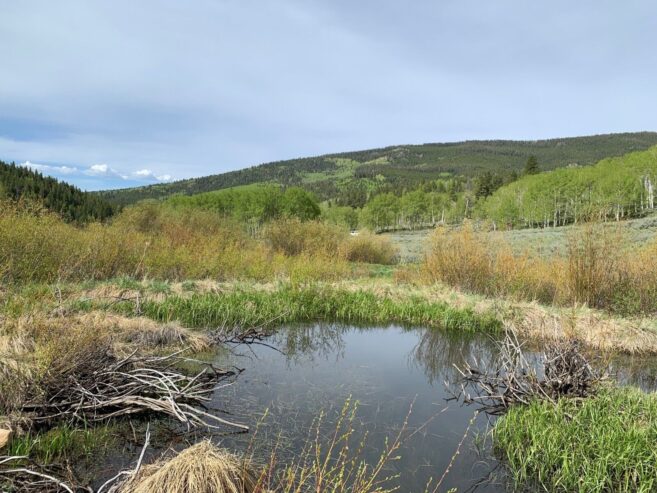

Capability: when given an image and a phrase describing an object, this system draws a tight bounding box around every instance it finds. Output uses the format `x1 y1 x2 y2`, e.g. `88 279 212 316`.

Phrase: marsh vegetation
4 149 657 492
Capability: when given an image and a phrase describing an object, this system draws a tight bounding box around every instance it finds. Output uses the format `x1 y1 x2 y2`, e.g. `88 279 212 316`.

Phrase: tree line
0 160 117 223
166 185 320 232
479 146 657 228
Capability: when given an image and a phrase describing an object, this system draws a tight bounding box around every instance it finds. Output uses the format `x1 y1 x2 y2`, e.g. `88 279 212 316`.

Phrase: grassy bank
98 285 502 333
493 387 657 493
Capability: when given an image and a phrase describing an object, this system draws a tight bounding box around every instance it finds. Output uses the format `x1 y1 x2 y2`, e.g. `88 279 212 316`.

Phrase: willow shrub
0 202 354 284
263 218 398 265
423 222 655 315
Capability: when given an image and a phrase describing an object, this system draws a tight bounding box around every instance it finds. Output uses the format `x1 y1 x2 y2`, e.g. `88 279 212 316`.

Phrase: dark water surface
92 324 657 491
215 325 508 492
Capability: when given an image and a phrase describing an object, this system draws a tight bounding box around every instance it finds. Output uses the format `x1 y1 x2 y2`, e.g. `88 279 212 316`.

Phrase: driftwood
452 330 601 415
0 455 79 493
22 344 248 432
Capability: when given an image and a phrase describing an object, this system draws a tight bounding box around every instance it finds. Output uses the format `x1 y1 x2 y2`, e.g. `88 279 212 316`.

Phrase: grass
133 286 501 333
493 387 657 493
385 212 657 262
6 423 115 465
117 440 259 493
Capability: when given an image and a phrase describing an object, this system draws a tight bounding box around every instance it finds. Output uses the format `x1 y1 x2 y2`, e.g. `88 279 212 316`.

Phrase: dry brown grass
330 278 657 354
423 222 657 316
118 441 259 493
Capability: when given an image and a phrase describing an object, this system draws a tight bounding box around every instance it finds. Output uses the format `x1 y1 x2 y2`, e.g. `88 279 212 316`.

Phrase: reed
493 387 657 493
135 286 501 333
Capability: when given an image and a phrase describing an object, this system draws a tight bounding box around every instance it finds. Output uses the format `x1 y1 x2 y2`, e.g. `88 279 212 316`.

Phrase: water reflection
217 325 507 493
215 324 657 493
411 328 499 385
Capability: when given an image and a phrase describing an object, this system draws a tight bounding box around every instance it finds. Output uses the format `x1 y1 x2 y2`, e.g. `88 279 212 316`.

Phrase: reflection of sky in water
216 326 506 492
213 325 657 492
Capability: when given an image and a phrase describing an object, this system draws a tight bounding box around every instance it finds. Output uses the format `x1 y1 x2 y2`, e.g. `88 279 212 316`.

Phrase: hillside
97 132 657 206
0 160 117 222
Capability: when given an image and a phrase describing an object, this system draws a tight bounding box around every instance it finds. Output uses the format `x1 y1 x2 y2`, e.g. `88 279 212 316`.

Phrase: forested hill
97 132 657 206
0 161 117 222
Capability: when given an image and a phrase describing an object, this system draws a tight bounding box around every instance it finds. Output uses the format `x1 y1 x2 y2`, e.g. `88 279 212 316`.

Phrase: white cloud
16 158 174 189
86 163 110 176
20 161 79 175
132 168 173 182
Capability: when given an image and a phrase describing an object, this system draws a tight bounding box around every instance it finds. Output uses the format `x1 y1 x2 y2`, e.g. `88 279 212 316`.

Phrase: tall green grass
136 286 501 332
493 387 657 493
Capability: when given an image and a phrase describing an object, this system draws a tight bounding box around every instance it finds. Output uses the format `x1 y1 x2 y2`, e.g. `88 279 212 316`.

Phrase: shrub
263 218 345 257
341 231 398 265
422 222 657 314
0 201 375 284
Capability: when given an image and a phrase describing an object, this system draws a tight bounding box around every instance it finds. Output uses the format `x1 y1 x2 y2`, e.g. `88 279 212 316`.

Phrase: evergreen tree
0 160 117 222
524 156 540 175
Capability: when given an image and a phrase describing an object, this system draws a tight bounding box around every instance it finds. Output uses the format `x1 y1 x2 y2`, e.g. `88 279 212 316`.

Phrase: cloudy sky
1 1 656 190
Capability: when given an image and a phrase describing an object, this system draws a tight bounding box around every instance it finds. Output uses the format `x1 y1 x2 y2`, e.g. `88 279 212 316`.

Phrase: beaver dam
20 324 646 492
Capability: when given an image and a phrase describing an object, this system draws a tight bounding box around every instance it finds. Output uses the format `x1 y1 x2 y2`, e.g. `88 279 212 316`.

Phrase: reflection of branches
273 324 348 365
410 329 497 385
608 355 657 391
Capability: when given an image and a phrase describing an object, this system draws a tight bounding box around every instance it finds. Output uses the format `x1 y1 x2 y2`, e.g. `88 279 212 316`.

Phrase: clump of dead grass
117 441 258 493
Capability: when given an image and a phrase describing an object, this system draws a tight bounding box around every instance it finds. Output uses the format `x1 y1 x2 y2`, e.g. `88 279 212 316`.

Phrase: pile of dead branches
21 342 247 432
453 330 602 415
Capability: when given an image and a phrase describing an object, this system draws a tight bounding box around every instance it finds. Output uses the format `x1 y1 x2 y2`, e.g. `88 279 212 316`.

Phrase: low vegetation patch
493 387 657 493
135 286 501 333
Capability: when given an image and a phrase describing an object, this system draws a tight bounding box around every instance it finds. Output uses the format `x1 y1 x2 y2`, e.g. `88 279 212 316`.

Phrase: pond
92 324 657 491
213 325 510 492
211 324 657 492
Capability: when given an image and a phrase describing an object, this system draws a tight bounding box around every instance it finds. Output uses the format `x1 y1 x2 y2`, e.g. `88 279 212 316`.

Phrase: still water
216 325 508 492
212 324 657 492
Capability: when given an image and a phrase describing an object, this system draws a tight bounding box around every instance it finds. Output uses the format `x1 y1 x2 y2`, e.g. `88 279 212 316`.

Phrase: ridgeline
96 132 657 206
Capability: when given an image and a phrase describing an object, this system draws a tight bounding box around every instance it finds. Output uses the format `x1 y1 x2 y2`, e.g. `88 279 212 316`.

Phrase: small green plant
148 279 172 294
181 280 198 292
6 423 115 465
115 275 143 291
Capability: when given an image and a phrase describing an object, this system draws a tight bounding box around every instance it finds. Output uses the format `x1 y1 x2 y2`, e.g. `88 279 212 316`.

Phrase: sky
1 1 656 190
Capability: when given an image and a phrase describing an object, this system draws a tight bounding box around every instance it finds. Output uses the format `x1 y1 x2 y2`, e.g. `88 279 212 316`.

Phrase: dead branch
451 329 602 415
21 344 248 432
0 456 78 493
